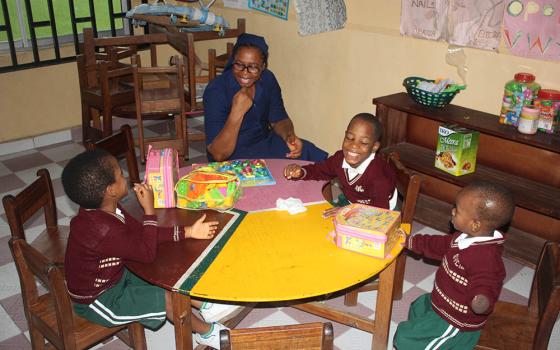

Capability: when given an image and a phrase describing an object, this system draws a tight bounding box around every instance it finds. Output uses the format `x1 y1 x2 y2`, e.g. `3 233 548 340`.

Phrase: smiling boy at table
394 181 515 350
61 149 240 349
283 113 396 216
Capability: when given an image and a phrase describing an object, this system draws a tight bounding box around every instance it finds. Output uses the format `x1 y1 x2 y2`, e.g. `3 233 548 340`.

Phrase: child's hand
471 294 490 314
285 134 303 158
185 214 219 239
322 207 340 218
284 164 303 179
133 183 155 216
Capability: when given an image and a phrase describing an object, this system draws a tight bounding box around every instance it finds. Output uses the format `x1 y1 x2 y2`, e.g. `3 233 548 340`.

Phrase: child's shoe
199 302 242 323
194 322 228 349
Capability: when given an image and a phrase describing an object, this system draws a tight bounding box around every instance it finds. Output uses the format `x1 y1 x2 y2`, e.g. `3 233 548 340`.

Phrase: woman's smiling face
232 46 265 88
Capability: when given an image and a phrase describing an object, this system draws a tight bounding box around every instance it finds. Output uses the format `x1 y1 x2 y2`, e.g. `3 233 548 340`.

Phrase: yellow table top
190 203 406 302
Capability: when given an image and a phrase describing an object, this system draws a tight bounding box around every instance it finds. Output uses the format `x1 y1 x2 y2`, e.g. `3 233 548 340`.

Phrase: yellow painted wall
1 0 559 153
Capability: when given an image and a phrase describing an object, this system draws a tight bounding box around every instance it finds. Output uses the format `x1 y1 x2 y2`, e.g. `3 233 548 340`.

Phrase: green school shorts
394 293 480 350
73 269 167 330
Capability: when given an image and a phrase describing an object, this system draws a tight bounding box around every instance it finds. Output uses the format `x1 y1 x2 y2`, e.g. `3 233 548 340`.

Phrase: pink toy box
334 204 401 259
144 146 179 208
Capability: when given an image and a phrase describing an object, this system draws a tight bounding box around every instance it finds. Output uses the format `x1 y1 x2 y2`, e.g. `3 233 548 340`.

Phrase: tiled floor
0 120 558 349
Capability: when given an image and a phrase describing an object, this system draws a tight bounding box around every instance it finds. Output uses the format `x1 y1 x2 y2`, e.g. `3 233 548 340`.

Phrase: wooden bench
374 93 560 267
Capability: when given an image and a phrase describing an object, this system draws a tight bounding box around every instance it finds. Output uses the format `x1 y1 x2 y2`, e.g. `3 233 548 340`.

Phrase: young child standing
62 149 239 349
394 181 515 349
283 113 396 214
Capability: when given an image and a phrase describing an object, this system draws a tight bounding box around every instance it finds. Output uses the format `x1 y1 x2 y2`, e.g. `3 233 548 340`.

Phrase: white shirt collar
455 230 503 250
342 152 376 180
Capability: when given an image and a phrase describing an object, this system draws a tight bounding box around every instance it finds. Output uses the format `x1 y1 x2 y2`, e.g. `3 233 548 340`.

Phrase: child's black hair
61 149 116 209
465 181 515 229
350 113 383 142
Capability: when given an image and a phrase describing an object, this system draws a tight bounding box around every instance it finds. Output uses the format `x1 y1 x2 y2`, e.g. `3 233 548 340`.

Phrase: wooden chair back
2 169 67 265
79 28 169 140
132 54 189 160
342 151 423 304
85 124 141 186
476 242 560 350
219 322 334 350
208 42 234 81
9 239 146 350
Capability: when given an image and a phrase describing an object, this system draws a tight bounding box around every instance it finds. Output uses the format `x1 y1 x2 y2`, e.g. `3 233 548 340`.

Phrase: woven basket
403 77 459 108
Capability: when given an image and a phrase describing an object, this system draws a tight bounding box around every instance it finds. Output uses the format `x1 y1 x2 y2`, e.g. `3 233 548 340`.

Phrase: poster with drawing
503 0 560 61
400 0 449 41
401 0 507 52
447 0 506 51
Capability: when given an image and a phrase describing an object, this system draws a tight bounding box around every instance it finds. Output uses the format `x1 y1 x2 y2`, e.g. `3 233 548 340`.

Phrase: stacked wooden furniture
374 92 560 267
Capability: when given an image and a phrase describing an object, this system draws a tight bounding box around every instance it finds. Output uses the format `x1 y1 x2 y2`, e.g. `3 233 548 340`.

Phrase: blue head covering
225 33 269 71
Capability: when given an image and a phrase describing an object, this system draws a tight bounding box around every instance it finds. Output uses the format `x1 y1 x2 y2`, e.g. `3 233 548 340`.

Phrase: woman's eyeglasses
232 61 262 74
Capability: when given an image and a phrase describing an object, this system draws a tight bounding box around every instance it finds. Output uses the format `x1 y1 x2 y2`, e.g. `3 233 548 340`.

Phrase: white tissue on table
276 197 307 215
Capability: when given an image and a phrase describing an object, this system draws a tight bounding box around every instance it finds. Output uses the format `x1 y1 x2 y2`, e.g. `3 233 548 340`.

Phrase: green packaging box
435 124 479 176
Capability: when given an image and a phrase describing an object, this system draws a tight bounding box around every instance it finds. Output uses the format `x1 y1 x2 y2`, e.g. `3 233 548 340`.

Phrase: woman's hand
133 183 155 216
285 134 303 158
185 214 220 239
284 164 303 179
231 86 254 116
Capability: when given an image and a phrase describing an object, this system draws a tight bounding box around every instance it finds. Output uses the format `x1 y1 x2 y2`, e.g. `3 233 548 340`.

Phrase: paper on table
276 197 307 215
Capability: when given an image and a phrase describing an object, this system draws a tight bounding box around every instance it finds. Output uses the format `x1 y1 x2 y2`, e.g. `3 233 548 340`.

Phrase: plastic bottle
518 106 539 134
534 89 560 134
500 73 541 126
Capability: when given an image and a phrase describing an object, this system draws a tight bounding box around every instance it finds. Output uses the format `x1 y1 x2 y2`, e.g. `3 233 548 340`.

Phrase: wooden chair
2 169 68 266
322 152 423 304
208 42 234 81
78 28 168 141
132 54 205 161
9 238 147 350
219 322 334 350
85 124 140 187
475 242 560 350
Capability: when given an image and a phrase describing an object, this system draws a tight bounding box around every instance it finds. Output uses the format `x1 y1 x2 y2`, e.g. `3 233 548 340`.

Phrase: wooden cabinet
374 93 560 267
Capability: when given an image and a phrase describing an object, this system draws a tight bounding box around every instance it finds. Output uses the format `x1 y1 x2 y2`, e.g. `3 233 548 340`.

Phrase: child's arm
407 233 454 260
284 164 304 179
185 213 219 239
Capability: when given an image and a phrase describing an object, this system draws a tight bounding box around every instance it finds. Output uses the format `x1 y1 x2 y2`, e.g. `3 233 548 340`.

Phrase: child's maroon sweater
291 150 396 209
64 206 184 304
408 232 506 331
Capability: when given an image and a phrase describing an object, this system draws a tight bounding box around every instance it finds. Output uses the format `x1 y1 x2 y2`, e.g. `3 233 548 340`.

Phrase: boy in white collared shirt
394 181 515 350
283 113 396 216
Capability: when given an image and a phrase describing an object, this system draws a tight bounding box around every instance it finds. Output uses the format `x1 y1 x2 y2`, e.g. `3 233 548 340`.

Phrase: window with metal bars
0 0 148 73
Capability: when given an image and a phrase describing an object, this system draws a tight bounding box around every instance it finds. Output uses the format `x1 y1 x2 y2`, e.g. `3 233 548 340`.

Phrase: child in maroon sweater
283 113 396 216
394 181 515 350
62 150 239 349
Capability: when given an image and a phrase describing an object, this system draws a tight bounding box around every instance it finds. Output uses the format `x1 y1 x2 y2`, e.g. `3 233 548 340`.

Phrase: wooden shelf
374 92 560 267
373 93 560 153
384 142 560 220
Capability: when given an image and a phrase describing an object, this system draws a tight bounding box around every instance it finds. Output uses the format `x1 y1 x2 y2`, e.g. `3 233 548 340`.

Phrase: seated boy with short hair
394 181 515 349
284 113 396 216
62 149 239 349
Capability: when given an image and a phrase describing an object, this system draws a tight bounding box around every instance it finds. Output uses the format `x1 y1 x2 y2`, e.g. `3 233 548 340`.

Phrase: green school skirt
73 269 167 330
394 293 480 350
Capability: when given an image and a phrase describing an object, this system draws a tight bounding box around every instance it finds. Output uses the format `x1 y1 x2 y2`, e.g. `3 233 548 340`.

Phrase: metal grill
0 0 148 73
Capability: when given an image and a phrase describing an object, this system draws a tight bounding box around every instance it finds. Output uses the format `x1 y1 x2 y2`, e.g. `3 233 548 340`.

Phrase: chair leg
344 290 359 306
29 326 46 350
102 106 113 137
128 322 147 350
392 254 406 300
181 114 189 160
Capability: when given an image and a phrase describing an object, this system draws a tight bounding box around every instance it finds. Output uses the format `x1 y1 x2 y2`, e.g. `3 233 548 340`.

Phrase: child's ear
372 141 380 153
105 183 117 198
471 219 481 233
